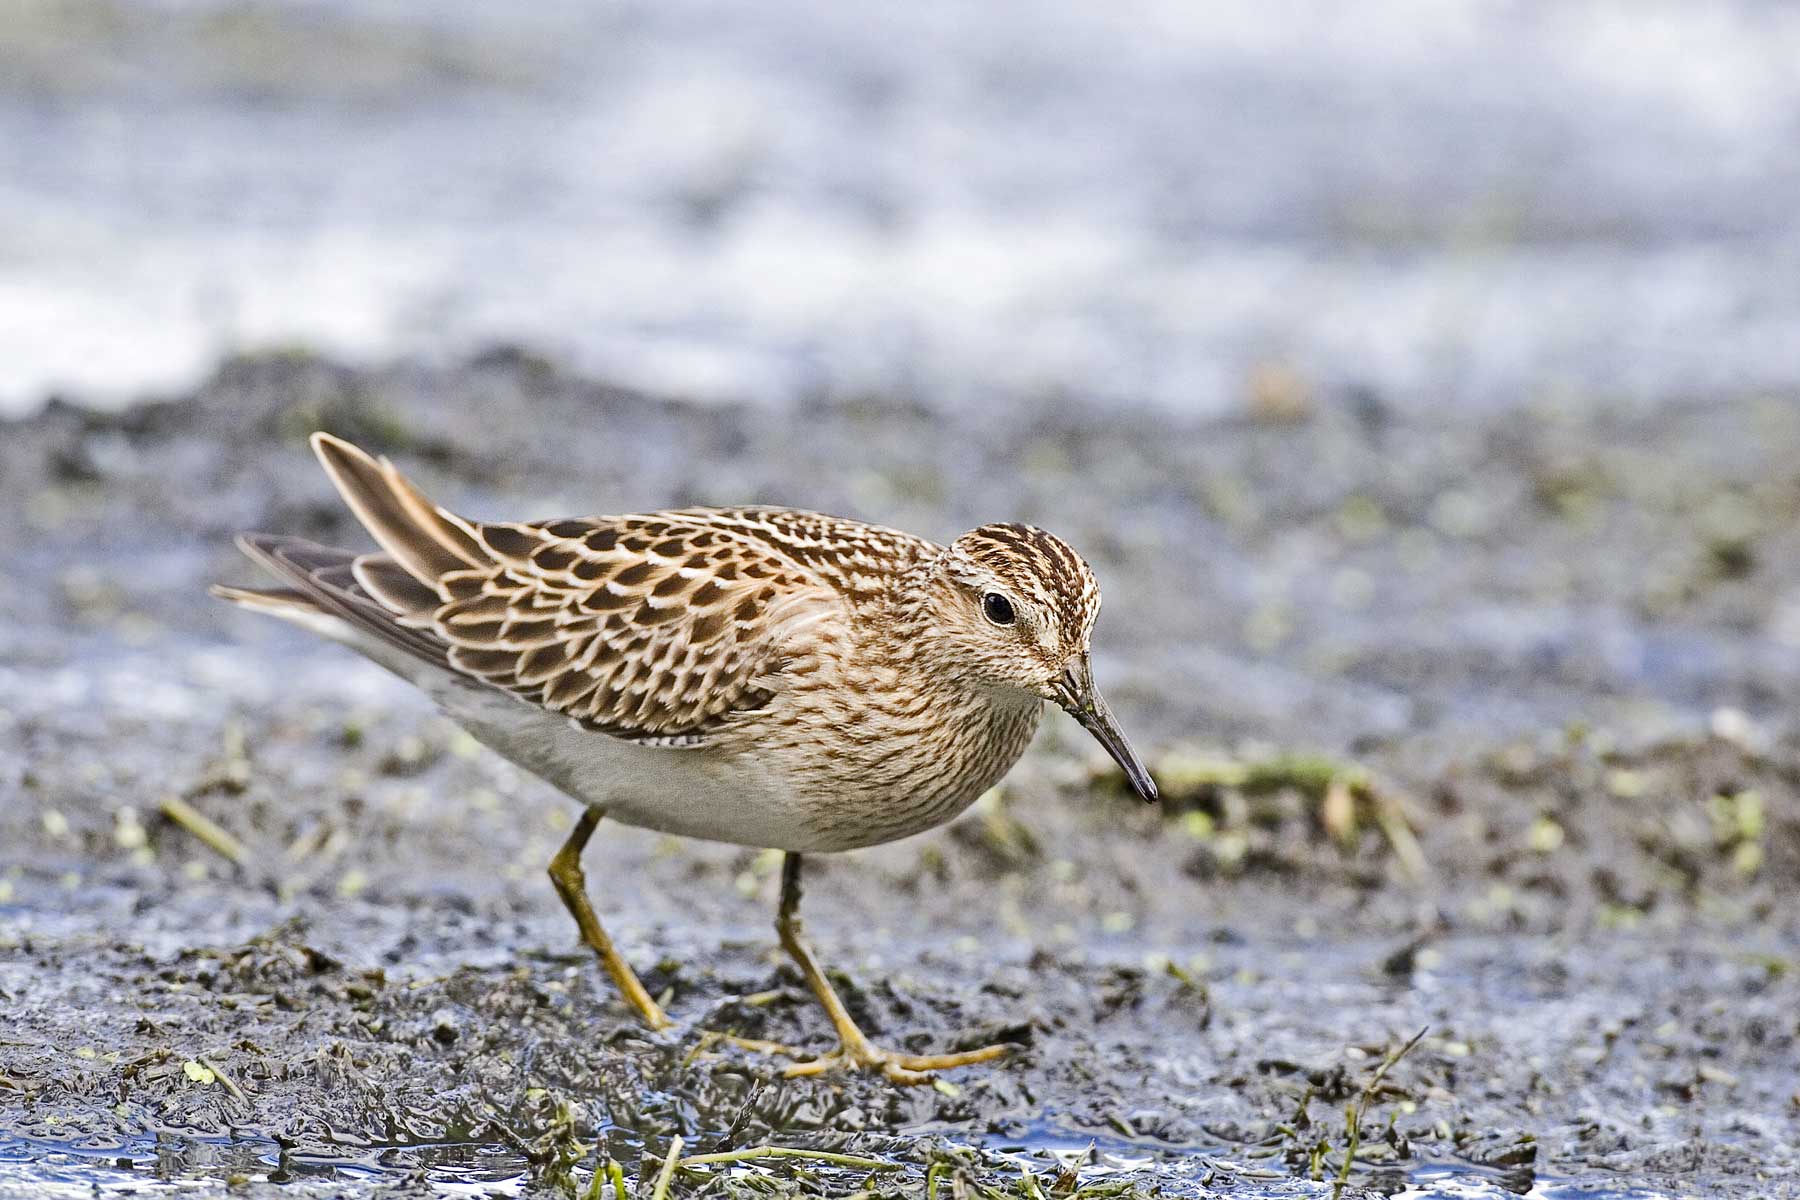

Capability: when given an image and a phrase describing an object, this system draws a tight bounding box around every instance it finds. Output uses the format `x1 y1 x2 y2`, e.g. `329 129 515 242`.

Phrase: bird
212 432 1158 1083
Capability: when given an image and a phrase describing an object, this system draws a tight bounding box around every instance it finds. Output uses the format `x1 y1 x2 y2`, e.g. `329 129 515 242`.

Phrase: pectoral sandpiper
213 433 1157 1083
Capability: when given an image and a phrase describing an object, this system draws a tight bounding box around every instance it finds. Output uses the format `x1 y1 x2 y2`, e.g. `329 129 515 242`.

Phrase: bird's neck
879 553 965 672
860 555 1046 758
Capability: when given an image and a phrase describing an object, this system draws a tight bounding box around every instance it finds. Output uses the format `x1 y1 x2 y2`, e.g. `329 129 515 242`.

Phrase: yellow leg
546 806 672 1031
769 852 1013 1085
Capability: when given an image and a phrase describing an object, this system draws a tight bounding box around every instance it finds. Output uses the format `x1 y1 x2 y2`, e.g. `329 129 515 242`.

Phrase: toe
780 1055 839 1078
763 1039 1011 1084
892 1043 1014 1072
879 1060 935 1086
716 1033 807 1058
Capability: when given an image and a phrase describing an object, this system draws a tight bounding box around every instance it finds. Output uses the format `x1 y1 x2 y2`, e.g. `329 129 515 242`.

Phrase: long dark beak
1053 654 1158 803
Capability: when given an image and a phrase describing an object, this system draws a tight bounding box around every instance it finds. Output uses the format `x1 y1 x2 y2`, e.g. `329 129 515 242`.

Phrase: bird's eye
981 592 1016 626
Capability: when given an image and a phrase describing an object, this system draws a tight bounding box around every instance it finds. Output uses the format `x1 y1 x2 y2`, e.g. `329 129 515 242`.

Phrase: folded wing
239 434 848 744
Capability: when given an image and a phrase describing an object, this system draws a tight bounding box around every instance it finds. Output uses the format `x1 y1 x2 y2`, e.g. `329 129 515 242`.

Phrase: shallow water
0 1125 1686 1199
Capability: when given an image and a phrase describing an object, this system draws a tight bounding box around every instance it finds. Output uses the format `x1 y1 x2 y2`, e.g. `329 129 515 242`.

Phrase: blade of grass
159 795 247 868
1333 1027 1427 1199
679 1146 897 1171
650 1136 683 1200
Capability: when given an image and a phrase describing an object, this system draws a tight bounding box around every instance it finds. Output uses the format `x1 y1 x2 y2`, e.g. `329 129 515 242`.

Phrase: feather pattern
298 434 947 745
214 432 1137 853
438 509 881 739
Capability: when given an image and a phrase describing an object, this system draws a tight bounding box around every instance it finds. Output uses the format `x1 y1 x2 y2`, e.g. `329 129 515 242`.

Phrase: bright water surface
2 0 1798 415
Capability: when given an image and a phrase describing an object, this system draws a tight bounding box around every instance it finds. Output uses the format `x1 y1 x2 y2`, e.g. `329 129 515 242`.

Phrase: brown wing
439 511 841 740
654 506 942 599
304 434 846 743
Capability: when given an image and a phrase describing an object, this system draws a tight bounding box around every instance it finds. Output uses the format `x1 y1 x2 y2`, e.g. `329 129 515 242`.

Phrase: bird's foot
721 1032 1011 1085
638 1008 677 1033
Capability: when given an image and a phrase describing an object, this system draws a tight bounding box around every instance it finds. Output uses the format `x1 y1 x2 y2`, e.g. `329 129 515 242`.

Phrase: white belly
426 672 839 851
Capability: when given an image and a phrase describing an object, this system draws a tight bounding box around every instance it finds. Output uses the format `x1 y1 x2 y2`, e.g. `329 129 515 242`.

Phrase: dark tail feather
218 534 449 669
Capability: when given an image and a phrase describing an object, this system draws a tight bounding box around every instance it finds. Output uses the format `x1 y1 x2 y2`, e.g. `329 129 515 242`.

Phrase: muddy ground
3 356 1800 1197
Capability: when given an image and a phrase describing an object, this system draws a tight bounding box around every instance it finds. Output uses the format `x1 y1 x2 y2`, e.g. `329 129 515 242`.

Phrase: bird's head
919 523 1157 803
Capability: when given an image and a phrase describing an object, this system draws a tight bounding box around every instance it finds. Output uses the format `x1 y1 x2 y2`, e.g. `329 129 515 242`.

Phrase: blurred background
4 3 1800 1197
5 0 1799 416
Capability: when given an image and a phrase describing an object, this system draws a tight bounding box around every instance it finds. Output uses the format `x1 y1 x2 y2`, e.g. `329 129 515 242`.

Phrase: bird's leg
546 805 672 1031
769 852 1013 1085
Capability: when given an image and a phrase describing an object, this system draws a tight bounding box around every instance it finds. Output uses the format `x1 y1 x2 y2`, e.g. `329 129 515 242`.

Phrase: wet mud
3 356 1799 1196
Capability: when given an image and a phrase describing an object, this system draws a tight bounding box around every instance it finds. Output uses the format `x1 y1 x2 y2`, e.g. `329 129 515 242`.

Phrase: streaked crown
947 523 1099 635
917 522 1102 696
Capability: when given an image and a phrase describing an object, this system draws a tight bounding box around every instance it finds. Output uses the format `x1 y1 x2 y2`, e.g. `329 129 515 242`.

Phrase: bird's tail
211 432 495 678
307 432 487 585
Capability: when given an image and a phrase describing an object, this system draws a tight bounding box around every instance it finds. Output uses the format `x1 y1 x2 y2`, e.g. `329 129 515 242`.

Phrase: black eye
981 592 1016 626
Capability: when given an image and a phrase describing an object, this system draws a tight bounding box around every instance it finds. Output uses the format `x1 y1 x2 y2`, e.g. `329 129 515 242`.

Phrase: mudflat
2 355 1797 1197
